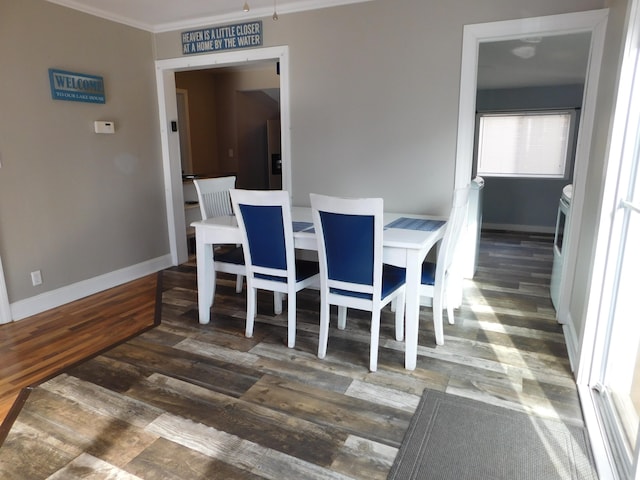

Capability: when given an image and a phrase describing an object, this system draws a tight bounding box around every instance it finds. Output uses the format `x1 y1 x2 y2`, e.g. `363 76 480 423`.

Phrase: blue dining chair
420 186 470 345
229 189 319 348
310 193 406 372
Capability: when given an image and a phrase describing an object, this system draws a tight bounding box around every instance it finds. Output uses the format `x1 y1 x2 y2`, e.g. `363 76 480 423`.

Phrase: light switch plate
94 121 115 134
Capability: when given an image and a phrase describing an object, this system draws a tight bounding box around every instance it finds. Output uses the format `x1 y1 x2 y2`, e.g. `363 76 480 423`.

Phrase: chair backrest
230 189 295 283
310 193 384 299
193 176 236 220
435 186 471 287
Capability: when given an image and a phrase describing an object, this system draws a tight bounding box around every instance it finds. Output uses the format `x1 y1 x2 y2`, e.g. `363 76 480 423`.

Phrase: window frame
474 109 578 180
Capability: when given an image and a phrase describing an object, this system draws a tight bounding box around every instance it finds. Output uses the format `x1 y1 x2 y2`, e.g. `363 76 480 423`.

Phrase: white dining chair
230 189 320 348
193 176 244 294
420 186 470 345
310 193 406 372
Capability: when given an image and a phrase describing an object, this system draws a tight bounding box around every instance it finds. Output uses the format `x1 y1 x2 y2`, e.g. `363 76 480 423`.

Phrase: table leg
196 230 214 324
404 250 421 370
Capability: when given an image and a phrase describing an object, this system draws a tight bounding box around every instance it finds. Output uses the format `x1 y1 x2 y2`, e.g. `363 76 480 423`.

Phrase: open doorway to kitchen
455 10 608 335
155 46 291 266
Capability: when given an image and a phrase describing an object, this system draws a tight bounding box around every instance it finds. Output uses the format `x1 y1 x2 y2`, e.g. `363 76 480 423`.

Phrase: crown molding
46 0 155 31
46 0 375 33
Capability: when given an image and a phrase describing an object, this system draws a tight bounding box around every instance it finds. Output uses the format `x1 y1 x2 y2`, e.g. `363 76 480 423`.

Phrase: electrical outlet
30 270 42 286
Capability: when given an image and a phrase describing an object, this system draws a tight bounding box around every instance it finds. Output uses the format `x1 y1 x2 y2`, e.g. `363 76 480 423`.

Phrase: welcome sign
181 21 263 55
48 69 106 104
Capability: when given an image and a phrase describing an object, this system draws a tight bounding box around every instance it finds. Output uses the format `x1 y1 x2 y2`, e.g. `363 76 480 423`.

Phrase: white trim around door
0 255 11 324
454 8 608 339
155 45 292 266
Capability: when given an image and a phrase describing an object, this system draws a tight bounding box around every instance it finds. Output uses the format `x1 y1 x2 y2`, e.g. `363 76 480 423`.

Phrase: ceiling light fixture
511 45 536 59
243 2 250 12
272 0 279 20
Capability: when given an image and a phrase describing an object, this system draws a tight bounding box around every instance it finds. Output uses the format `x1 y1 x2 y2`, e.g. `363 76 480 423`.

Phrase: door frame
454 9 608 334
0 255 10 324
155 46 291 265
175 88 194 175
577 0 640 476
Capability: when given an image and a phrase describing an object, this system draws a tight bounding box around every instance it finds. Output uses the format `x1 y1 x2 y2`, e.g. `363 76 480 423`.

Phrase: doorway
454 10 608 331
155 46 291 266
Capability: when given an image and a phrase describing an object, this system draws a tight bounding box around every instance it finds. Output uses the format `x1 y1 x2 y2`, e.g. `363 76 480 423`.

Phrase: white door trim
0 255 11 324
175 88 194 174
455 9 609 331
155 45 291 265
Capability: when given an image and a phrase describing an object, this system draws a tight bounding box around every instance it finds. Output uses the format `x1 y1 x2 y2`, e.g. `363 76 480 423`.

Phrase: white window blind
477 111 573 178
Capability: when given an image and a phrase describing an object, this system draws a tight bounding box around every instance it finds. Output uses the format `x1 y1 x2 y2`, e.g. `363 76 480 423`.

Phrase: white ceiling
45 0 373 33
478 32 591 89
46 0 591 89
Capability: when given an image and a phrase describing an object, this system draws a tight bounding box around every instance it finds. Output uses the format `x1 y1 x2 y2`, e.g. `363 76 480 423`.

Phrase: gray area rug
388 389 598 480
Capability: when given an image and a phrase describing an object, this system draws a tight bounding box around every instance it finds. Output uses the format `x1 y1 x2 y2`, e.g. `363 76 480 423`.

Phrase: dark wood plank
241 374 412 447
126 437 269 480
123 372 349 467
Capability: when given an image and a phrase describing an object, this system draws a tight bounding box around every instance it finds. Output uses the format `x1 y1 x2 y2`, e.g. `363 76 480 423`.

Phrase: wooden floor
0 274 161 429
0 231 584 479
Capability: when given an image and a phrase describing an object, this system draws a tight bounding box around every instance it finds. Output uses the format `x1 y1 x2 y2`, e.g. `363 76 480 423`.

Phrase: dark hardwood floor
0 231 583 479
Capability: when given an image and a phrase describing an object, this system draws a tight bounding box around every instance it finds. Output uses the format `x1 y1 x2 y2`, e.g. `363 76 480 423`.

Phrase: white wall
571 0 631 352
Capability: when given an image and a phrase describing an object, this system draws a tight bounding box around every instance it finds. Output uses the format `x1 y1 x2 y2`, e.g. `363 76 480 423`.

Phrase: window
476 111 575 178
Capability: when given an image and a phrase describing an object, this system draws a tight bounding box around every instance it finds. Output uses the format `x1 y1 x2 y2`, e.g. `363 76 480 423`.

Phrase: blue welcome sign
48 69 106 104
181 21 263 55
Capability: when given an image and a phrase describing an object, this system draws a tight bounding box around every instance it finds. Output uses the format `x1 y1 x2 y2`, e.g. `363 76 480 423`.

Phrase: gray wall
0 0 166 302
476 84 584 231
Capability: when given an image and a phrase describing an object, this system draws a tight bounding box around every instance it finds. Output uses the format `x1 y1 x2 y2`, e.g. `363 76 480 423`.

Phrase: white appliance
550 184 572 310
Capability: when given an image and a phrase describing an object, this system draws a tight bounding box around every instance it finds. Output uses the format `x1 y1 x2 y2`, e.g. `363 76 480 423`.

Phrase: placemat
385 217 445 231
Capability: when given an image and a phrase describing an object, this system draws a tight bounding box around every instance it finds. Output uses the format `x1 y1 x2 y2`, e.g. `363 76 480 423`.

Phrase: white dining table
192 206 446 371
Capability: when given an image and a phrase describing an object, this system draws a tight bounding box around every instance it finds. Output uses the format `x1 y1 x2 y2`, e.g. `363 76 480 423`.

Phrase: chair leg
337 306 347 330
274 292 283 315
369 309 381 372
246 287 257 338
433 293 444 345
318 301 330 359
395 291 405 342
445 283 456 325
235 274 243 293
287 289 296 349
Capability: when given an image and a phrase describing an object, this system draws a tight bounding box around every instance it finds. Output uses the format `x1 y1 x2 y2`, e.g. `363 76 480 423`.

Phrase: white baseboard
562 312 579 373
9 254 173 322
482 223 555 234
